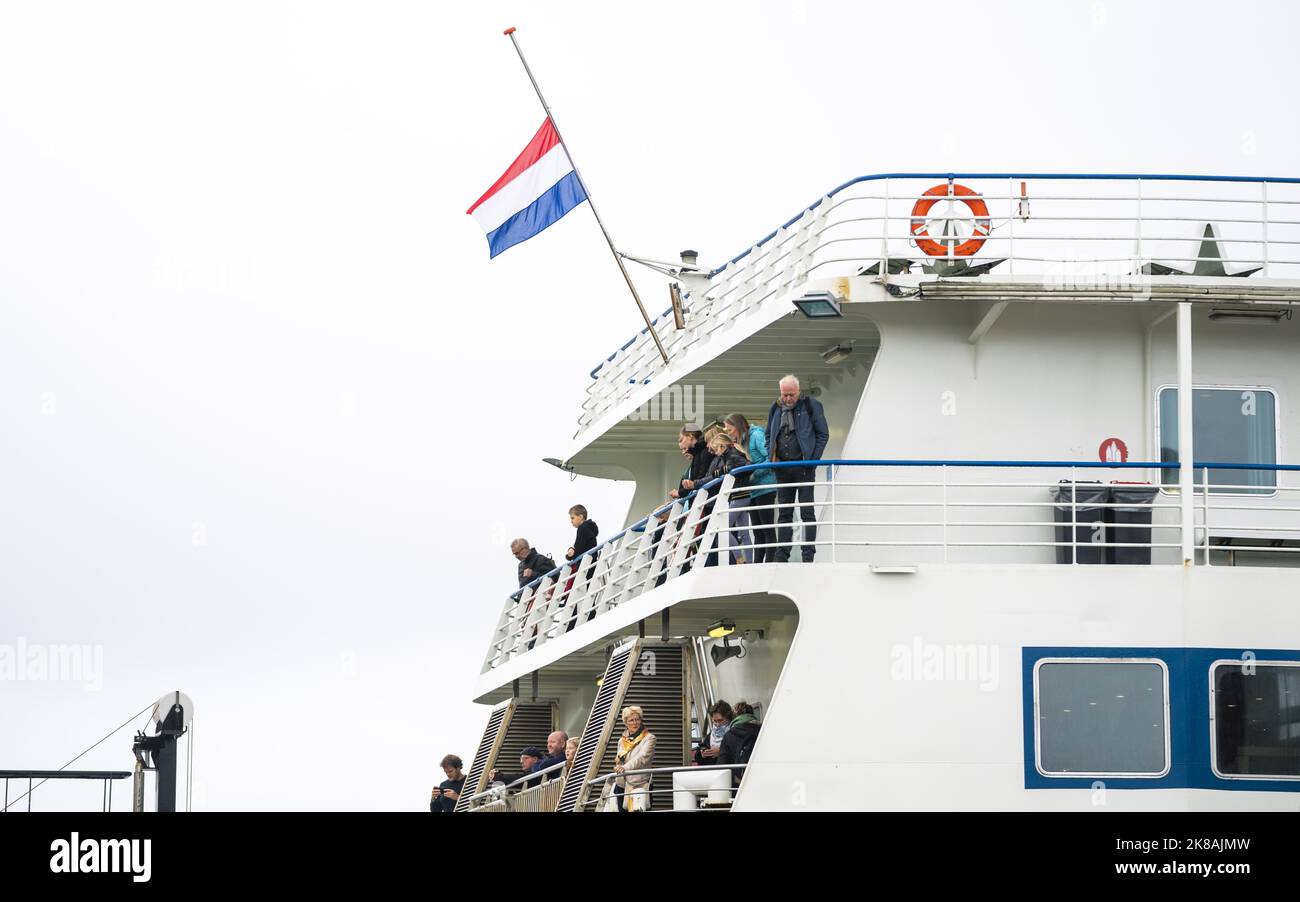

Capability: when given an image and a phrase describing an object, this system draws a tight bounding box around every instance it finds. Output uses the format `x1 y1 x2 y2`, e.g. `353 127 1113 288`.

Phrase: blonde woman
609 705 656 812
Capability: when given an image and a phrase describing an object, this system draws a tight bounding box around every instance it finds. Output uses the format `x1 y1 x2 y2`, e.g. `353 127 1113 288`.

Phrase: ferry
456 173 1300 812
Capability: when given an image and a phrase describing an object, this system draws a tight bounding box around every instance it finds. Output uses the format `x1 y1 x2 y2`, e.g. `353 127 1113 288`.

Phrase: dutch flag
467 118 589 258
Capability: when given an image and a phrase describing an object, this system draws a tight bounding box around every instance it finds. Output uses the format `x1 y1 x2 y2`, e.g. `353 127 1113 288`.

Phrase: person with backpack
718 700 761 787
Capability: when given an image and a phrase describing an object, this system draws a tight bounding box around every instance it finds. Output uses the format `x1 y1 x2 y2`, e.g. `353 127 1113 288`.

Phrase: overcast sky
3 0 1299 811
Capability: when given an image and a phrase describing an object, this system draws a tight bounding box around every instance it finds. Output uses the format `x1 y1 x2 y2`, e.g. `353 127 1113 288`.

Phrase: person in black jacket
562 505 600 629
718 701 761 787
489 732 568 790
511 538 557 588
565 505 599 562
670 425 714 500
430 754 466 812
694 700 733 765
700 433 749 566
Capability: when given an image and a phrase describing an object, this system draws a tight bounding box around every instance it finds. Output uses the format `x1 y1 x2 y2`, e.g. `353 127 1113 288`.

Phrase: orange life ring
910 183 991 257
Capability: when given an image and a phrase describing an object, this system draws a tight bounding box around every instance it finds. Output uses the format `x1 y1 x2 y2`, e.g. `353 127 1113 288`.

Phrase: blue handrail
507 457 1297 598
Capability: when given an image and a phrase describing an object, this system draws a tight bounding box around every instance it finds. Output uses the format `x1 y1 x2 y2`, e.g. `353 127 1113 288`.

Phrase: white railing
482 460 1300 673
578 196 830 434
579 174 1300 435
579 764 744 812
461 761 568 813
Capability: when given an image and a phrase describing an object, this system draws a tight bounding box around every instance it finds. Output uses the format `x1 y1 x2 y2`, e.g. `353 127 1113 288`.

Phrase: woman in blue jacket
725 413 778 564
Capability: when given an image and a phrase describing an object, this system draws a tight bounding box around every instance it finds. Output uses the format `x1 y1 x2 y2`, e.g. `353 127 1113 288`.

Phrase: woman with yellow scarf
610 705 656 812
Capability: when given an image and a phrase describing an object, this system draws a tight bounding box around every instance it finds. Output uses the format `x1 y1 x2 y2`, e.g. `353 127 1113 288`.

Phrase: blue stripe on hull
486 170 588 258
1022 646 1300 792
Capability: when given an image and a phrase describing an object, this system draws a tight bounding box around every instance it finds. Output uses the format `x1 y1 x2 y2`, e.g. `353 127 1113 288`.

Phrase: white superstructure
461 174 1300 812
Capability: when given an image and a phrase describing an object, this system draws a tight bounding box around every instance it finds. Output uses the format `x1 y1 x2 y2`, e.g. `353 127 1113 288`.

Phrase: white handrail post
1135 177 1144 265
942 464 949 564
1070 465 1078 565
880 179 890 282
1177 301 1195 566
829 464 836 564
1202 465 1211 566
1007 177 1015 276
716 476 733 567
1262 180 1271 278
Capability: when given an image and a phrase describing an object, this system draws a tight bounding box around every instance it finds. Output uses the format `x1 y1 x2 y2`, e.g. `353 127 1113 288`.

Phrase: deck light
711 637 743 666
707 619 735 639
1207 306 1291 324
821 342 853 364
793 290 843 318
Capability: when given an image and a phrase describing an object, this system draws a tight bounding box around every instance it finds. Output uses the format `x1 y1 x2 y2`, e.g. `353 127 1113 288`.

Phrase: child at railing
562 505 600 629
701 432 750 566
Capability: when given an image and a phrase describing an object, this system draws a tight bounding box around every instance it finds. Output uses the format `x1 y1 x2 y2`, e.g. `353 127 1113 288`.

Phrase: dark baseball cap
520 746 543 758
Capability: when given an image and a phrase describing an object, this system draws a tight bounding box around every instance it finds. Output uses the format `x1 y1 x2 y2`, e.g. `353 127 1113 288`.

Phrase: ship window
1034 659 1169 777
1212 661 1300 779
1157 387 1277 493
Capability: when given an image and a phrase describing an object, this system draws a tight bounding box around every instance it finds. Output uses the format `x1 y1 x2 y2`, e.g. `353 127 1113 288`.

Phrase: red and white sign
1099 437 1128 463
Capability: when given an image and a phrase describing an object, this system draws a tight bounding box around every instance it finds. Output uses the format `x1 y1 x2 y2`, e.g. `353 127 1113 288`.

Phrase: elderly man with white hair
765 374 829 562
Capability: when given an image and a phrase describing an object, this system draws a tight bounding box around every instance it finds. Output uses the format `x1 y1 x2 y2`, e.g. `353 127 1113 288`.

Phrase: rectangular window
1158 386 1278 493
1034 659 1170 777
1212 661 1300 779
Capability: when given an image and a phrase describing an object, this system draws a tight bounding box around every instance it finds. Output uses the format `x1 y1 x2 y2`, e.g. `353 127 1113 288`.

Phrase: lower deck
467 562 1300 811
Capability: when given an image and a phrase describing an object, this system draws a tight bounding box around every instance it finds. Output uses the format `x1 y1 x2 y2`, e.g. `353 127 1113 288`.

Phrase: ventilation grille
454 705 507 812
556 644 633 812
497 702 557 770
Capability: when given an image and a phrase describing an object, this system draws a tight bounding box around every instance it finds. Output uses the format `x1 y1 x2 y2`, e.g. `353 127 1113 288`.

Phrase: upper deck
568 173 1300 464
476 172 1300 696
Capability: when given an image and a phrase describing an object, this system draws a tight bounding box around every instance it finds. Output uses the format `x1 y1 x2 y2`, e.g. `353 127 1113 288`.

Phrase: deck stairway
454 699 557 812
558 638 703 812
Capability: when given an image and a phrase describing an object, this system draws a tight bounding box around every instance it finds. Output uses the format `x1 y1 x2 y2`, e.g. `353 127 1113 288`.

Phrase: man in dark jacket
430 754 466 812
489 732 568 789
718 702 761 787
512 538 557 588
765 375 830 562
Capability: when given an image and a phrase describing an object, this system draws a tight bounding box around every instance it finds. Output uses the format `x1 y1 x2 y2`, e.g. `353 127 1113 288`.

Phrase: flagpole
503 26 670 366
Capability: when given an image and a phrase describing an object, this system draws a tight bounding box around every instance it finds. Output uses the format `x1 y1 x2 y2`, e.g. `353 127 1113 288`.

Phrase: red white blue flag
467 119 589 258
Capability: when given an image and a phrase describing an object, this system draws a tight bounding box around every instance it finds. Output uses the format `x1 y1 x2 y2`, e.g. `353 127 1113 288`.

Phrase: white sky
2 0 1298 811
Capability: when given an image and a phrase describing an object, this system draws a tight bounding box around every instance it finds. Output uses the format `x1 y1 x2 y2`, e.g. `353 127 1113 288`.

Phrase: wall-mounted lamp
793 291 843 319
1207 306 1291 325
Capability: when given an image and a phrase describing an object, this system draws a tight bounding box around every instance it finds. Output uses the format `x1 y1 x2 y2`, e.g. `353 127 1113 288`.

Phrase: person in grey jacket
765 375 830 562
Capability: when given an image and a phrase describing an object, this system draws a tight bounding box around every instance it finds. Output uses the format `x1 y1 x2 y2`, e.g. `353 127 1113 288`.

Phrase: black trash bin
1106 483 1158 564
1052 481 1108 564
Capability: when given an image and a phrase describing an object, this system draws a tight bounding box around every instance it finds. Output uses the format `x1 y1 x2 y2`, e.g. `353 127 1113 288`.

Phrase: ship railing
460 761 568 813
711 459 1300 568
578 174 1300 437
578 764 745 812
2 770 133 813
486 490 711 670
482 460 1300 673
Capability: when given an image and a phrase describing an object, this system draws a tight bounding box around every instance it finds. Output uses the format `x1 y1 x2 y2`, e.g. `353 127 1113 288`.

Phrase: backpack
734 724 760 765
